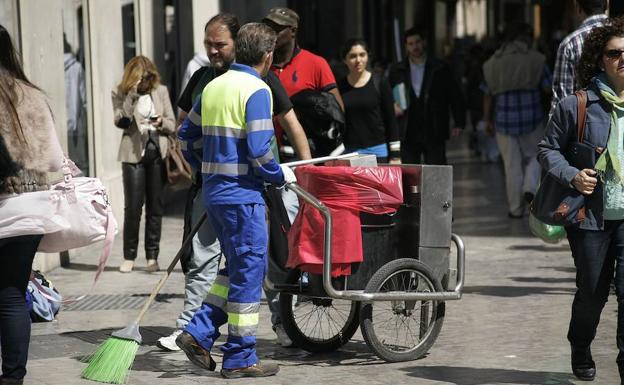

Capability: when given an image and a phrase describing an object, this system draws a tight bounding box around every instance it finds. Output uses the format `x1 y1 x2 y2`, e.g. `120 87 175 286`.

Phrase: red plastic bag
287 166 403 276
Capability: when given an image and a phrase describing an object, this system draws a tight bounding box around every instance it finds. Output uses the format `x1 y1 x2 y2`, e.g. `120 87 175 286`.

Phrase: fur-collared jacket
0 80 64 194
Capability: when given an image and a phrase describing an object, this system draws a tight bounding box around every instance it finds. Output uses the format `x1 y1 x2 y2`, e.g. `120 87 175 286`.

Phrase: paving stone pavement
19 139 622 385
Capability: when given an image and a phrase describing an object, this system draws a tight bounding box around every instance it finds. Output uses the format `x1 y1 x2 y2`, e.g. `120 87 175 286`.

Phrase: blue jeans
566 220 624 369
0 234 42 381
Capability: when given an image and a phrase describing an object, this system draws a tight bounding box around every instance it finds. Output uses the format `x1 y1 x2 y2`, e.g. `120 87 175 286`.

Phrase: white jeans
496 125 543 216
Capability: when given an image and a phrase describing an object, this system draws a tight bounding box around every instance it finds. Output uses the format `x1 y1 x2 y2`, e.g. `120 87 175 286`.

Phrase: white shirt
409 60 426 98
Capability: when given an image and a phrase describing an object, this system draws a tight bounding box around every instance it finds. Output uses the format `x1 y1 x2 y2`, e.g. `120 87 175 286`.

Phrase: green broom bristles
81 337 139 384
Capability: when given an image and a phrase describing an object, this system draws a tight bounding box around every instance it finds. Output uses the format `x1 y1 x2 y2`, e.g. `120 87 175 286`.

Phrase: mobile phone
149 114 160 121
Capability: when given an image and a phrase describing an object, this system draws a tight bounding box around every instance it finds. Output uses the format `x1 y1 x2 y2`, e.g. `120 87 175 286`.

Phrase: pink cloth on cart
287 166 403 276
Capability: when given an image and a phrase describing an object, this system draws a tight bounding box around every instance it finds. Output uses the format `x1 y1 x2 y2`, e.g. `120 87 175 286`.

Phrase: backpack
27 270 62 322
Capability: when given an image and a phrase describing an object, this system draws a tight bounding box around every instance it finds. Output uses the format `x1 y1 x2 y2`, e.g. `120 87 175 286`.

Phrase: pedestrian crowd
2 0 624 384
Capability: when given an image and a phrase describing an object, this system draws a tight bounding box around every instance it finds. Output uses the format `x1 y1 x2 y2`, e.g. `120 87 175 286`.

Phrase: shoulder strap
574 90 587 143
372 73 381 96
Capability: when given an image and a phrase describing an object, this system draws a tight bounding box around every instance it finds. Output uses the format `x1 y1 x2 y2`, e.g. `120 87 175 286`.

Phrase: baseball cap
263 7 299 28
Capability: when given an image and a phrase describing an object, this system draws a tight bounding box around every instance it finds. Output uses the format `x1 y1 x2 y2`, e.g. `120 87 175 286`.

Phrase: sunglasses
603 49 624 59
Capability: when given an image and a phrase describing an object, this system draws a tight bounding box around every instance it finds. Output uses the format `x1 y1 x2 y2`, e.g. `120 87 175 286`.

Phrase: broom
81 212 208 384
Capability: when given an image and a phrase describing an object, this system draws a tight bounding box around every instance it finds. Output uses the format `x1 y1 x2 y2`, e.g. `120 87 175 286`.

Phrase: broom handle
133 212 208 324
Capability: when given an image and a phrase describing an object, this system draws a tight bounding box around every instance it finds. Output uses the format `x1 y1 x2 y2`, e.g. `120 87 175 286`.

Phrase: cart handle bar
282 182 465 302
281 153 360 168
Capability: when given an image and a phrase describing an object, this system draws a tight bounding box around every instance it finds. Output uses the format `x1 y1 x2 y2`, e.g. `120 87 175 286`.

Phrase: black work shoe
0 378 24 385
572 347 596 381
572 366 596 381
221 361 280 378
175 331 216 371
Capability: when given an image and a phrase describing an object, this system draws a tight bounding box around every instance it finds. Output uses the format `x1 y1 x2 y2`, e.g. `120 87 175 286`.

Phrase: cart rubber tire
279 269 361 352
360 258 445 362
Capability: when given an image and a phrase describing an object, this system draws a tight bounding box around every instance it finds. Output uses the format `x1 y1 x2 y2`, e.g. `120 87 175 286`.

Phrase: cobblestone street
23 140 621 385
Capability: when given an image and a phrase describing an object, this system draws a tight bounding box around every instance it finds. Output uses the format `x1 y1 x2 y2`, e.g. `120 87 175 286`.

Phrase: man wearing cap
263 7 345 157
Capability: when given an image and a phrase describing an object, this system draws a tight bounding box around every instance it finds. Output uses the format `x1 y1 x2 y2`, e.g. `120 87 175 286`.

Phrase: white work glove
280 164 297 185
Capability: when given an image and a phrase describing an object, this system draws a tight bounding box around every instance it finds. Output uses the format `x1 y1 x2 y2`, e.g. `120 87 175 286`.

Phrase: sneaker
156 329 183 351
274 324 293 348
119 260 134 273
175 331 216 371
221 361 279 378
146 259 159 273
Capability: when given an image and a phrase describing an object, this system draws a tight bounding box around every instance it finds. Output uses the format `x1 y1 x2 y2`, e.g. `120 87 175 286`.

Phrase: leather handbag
38 158 117 253
164 134 192 185
530 91 596 226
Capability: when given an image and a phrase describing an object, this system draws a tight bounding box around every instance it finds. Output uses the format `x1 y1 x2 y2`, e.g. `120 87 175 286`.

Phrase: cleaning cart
265 155 465 362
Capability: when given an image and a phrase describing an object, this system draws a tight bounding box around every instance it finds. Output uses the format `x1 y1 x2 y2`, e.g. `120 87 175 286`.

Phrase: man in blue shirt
176 22 295 378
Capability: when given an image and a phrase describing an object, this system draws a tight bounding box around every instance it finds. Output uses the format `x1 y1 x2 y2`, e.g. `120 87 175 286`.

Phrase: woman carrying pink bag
0 25 64 385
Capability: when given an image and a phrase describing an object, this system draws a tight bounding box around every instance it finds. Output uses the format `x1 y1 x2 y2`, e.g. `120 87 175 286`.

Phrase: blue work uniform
178 63 284 369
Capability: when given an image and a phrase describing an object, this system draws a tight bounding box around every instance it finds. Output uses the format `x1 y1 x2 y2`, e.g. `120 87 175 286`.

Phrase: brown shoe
175 331 216 371
221 361 279 378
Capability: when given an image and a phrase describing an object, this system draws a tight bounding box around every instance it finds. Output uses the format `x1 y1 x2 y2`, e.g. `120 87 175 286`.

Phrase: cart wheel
279 269 361 352
360 258 445 362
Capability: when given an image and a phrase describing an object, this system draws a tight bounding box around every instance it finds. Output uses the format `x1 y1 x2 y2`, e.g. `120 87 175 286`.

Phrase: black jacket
290 89 345 156
388 57 466 143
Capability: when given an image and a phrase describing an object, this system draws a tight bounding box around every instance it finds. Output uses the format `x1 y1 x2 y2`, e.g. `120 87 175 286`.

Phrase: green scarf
595 75 624 182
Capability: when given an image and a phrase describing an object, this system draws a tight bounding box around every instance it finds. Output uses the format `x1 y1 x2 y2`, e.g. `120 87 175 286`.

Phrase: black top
177 66 293 116
337 74 399 154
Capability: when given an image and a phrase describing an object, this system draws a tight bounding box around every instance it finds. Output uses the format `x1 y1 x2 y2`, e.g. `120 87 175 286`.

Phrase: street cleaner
176 22 295 378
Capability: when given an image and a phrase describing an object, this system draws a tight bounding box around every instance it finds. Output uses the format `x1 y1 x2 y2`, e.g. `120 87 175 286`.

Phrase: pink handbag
38 158 117 253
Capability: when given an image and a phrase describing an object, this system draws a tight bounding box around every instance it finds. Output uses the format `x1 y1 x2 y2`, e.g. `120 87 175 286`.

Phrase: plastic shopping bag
529 212 566 244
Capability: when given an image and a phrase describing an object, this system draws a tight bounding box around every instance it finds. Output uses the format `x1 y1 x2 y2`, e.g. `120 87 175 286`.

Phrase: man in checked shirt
550 0 608 115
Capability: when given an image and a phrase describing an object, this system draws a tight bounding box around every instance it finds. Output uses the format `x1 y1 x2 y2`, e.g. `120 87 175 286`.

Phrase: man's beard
273 41 293 65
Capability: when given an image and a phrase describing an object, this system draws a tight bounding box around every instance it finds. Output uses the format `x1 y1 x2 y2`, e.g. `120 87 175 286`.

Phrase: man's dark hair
235 23 276 66
403 27 427 43
205 13 240 38
576 0 607 16
503 22 533 43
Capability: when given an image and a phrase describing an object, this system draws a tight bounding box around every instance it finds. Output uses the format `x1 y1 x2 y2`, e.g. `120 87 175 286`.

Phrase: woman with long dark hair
112 56 175 273
337 38 400 163
538 17 624 383
0 25 64 385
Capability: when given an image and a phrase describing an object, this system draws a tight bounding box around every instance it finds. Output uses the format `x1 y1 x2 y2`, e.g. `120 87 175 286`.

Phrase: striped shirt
178 63 284 205
550 14 608 115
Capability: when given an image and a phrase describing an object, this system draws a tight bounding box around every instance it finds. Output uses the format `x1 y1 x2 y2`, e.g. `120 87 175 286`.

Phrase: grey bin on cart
345 164 453 290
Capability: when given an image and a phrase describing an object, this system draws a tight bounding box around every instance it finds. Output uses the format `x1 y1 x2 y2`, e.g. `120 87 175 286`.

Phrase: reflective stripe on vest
202 125 246 139
188 108 202 126
202 162 249 176
249 151 275 168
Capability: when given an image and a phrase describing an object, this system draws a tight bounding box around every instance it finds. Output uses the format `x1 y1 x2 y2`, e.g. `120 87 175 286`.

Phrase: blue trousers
566 220 624 368
185 203 267 369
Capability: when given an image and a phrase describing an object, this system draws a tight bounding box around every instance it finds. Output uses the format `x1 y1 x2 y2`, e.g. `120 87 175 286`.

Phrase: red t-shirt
271 48 337 97
271 48 337 146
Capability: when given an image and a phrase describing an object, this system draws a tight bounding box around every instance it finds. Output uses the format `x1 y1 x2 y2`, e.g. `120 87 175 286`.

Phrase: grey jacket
112 84 175 163
537 83 611 230
483 41 545 95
